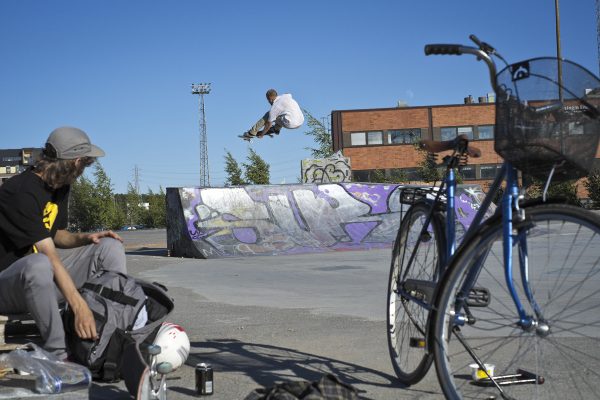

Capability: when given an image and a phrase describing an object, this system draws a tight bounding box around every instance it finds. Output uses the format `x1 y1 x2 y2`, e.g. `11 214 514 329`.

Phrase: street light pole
555 0 564 101
191 83 211 187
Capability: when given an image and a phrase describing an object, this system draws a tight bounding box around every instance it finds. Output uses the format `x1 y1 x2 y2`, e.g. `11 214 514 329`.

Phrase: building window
480 164 501 179
441 127 457 141
353 170 369 181
478 125 494 140
403 168 421 181
388 129 421 144
367 131 383 145
458 126 474 140
442 126 473 141
460 165 476 180
568 121 585 135
350 132 366 146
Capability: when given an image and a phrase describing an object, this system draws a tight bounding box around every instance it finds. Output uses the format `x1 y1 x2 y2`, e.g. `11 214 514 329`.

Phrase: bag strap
83 283 139 307
102 332 126 382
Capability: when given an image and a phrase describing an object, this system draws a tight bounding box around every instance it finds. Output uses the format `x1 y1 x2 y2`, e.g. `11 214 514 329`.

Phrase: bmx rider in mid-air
241 89 304 140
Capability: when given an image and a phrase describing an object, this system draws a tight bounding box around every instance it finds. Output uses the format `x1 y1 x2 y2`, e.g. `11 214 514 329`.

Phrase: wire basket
494 58 600 181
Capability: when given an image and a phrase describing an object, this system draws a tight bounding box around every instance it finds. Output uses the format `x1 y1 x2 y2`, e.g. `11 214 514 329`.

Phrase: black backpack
63 270 174 396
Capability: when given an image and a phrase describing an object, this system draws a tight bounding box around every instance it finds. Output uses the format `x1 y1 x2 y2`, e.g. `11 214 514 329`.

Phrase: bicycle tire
387 201 445 384
432 203 600 399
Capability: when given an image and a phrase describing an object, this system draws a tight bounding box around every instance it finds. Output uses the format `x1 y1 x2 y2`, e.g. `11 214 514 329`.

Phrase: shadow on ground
169 339 407 399
125 248 168 257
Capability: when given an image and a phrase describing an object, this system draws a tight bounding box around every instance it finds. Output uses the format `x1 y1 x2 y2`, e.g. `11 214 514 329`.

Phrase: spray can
195 363 213 396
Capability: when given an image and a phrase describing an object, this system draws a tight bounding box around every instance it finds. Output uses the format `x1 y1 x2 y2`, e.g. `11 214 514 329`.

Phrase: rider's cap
44 126 105 160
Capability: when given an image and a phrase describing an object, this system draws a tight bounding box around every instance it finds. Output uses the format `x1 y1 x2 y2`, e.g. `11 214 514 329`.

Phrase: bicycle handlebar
424 40 499 94
424 44 464 56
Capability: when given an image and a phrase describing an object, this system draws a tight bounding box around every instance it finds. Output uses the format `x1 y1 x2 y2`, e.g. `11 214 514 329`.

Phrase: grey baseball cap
45 126 105 159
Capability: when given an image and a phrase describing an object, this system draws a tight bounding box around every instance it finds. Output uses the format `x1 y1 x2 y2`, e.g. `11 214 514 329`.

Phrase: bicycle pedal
466 287 490 307
409 337 426 348
403 279 436 303
419 231 432 242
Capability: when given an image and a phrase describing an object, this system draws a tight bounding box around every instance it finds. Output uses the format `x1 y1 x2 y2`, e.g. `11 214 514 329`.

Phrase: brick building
0 148 42 185
331 100 600 194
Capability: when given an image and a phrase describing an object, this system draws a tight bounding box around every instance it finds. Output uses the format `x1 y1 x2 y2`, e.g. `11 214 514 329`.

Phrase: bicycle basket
495 58 600 181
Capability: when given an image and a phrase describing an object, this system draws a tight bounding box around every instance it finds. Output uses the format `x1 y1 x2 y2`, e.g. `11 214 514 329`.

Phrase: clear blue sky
1 1 597 193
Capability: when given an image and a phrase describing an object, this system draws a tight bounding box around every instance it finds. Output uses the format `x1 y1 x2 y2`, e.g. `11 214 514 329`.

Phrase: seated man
0 126 127 359
244 89 305 139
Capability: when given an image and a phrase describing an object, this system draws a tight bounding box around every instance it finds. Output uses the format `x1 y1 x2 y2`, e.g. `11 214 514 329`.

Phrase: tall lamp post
555 0 564 101
191 83 211 187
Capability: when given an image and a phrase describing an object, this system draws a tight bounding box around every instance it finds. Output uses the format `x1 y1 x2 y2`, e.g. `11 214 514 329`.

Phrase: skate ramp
166 183 490 259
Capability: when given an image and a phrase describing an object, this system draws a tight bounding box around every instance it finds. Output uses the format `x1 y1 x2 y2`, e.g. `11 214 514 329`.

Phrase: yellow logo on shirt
43 202 58 230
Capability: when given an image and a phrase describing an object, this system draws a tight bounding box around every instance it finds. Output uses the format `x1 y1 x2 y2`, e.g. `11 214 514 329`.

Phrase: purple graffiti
168 184 492 259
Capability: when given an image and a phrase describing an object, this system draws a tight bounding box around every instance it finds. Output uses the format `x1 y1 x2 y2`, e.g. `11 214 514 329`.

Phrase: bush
584 169 600 209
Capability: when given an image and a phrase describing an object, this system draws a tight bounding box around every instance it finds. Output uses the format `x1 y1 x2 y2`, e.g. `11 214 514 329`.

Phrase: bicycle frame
446 161 538 331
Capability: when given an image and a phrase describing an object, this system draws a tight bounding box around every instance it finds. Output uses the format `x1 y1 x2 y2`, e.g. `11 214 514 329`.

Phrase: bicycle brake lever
469 34 496 55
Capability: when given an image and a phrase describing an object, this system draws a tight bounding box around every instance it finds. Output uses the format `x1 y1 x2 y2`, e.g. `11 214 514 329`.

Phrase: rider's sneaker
266 126 281 136
242 131 256 139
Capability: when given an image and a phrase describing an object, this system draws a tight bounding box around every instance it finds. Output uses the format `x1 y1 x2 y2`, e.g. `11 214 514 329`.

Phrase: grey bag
63 270 174 395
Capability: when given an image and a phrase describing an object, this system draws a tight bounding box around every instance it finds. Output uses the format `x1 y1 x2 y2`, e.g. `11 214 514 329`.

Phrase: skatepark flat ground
93 229 442 399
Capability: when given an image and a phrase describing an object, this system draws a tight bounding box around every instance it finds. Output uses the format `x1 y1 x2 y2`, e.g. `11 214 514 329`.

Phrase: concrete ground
111 229 441 399
0 229 442 399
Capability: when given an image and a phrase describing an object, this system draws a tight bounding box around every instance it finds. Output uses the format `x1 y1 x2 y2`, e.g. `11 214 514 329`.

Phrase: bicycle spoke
433 205 600 399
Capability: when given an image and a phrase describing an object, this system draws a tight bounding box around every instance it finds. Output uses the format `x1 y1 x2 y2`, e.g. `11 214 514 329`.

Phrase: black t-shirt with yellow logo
0 169 69 272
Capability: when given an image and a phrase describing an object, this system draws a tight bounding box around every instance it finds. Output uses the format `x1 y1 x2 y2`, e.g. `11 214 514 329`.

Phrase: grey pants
0 238 126 357
247 112 285 136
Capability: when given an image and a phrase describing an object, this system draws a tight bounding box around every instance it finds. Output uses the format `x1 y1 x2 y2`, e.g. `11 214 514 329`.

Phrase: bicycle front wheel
387 202 445 384
433 203 600 400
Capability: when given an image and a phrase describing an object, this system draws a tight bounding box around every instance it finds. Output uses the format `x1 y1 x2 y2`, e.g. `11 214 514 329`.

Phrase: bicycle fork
502 166 548 333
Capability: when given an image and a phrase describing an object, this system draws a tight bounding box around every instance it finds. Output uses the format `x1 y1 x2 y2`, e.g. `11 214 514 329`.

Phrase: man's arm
257 120 273 138
34 237 97 340
54 229 123 249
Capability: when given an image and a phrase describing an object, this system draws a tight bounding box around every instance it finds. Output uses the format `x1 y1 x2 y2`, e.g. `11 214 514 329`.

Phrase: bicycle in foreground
387 35 600 399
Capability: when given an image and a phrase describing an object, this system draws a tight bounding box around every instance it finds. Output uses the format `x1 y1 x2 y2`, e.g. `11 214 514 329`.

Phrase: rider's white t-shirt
268 94 304 129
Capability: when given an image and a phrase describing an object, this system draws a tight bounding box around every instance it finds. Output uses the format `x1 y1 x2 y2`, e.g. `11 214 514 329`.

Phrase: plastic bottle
33 357 92 394
0 344 91 394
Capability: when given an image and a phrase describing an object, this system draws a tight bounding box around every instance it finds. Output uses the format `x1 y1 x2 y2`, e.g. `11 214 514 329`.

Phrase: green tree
243 148 270 184
525 177 581 206
416 146 442 183
69 162 124 231
69 174 96 231
144 187 167 228
224 150 246 186
125 182 145 226
370 169 408 183
303 109 333 158
585 169 600 209
92 162 125 230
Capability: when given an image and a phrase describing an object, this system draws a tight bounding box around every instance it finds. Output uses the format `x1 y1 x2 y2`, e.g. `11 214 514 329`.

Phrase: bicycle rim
433 204 600 399
387 202 444 384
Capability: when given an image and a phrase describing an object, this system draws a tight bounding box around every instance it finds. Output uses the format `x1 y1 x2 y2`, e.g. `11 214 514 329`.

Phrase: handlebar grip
424 44 463 56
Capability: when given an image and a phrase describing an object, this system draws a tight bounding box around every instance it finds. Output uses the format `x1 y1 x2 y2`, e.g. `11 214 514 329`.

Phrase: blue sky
1 1 597 193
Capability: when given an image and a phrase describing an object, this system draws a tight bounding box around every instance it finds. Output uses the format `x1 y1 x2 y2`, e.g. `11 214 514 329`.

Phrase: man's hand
55 229 122 248
72 299 98 340
256 130 265 138
87 230 123 244
35 237 98 340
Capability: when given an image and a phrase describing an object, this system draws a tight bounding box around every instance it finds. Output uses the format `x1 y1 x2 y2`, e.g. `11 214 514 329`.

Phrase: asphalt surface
6 220 599 399
96 229 441 400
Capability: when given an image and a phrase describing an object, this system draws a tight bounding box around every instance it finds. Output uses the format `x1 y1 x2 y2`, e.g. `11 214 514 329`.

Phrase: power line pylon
191 83 211 187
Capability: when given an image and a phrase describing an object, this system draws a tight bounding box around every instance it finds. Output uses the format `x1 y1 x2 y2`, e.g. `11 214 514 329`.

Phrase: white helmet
153 322 190 370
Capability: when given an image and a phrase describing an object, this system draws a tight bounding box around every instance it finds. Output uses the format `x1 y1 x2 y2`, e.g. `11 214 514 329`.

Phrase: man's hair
33 154 95 189
266 89 278 98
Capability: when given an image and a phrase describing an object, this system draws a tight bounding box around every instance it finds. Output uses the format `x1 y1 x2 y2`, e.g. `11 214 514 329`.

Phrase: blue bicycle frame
447 161 538 330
